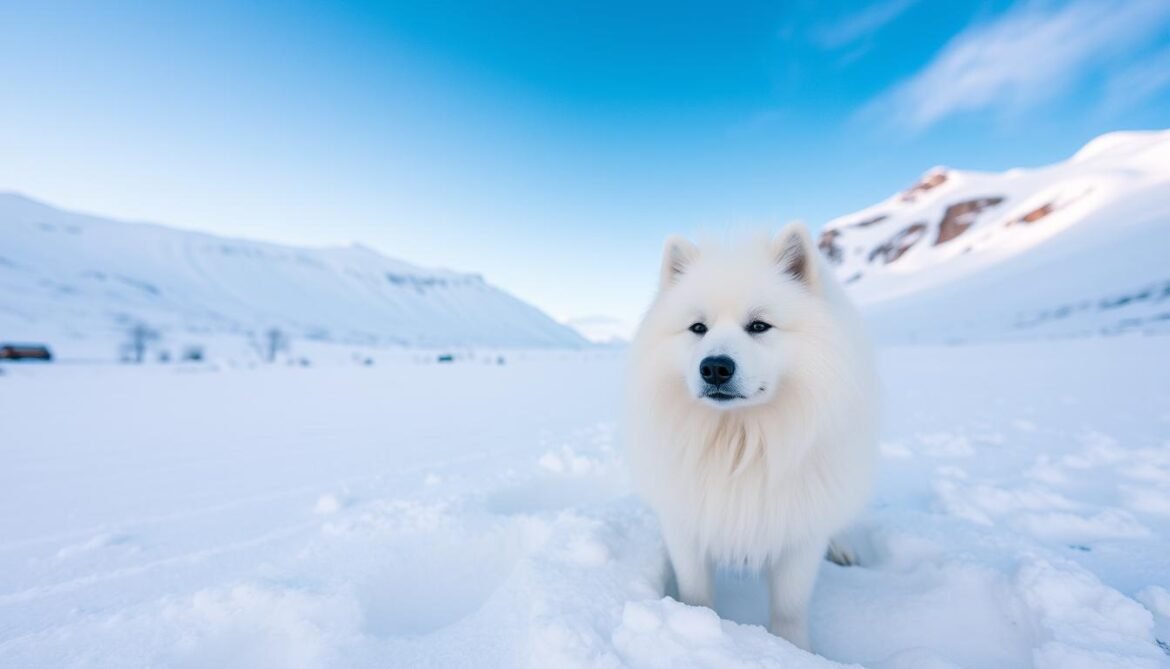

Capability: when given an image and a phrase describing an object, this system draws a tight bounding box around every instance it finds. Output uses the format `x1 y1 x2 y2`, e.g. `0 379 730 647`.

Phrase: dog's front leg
663 528 712 607
767 539 826 652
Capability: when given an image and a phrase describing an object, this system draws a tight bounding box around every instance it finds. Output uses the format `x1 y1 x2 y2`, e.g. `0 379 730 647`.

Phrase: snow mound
614 598 851 669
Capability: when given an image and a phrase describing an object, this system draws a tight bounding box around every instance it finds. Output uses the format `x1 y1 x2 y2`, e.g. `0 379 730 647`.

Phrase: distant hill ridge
0 192 587 350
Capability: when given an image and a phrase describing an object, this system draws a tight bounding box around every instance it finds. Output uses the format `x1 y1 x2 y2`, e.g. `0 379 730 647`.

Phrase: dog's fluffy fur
625 224 879 651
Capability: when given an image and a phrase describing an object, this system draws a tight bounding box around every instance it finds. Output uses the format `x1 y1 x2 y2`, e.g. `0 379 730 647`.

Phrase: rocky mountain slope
820 130 1170 343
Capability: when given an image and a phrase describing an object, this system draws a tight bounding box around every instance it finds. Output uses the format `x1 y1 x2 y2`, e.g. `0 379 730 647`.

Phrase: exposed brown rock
818 229 844 264
1012 202 1055 225
901 171 948 202
849 214 889 228
935 197 1005 245
869 222 927 264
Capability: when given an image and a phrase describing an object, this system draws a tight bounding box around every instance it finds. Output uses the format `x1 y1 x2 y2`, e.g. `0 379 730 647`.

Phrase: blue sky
2 1 1169 327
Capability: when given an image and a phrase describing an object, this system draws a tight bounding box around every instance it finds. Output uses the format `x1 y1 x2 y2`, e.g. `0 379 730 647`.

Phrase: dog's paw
824 540 858 567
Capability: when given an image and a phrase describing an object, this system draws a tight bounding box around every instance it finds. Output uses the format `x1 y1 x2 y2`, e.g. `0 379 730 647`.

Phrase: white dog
624 223 879 652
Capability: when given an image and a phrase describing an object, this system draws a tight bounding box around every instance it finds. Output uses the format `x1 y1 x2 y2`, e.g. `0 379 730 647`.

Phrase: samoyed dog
625 223 879 652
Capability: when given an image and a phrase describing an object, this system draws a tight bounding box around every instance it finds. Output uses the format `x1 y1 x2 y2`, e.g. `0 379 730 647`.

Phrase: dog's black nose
699 355 736 386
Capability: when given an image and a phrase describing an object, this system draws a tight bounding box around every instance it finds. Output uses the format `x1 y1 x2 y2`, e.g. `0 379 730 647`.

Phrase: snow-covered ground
2 337 1168 668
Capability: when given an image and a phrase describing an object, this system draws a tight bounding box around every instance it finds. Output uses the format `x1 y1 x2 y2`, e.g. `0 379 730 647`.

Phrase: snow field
1 338 1168 667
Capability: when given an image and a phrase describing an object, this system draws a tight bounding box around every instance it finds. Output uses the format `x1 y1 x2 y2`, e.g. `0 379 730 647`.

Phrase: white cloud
1102 44 1170 113
813 0 919 49
864 0 1170 131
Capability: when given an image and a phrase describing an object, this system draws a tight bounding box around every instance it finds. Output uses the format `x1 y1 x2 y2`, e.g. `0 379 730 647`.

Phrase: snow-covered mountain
563 315 632 346
821 130 1170 343
0 193 587 355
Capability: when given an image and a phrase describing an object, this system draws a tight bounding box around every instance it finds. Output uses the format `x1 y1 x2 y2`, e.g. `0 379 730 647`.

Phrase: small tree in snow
124 323 159 364
261 327 288 363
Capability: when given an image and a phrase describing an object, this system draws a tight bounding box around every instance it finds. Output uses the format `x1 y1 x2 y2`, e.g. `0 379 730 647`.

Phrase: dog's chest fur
661 414 855 566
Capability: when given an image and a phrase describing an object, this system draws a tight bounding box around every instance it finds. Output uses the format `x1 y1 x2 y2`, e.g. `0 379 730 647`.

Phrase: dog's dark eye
689 322 708 335
746 320 772 334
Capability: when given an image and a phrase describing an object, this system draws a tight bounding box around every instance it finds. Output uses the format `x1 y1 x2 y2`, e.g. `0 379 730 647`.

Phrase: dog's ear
772 222 819 289
659 235 698 290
